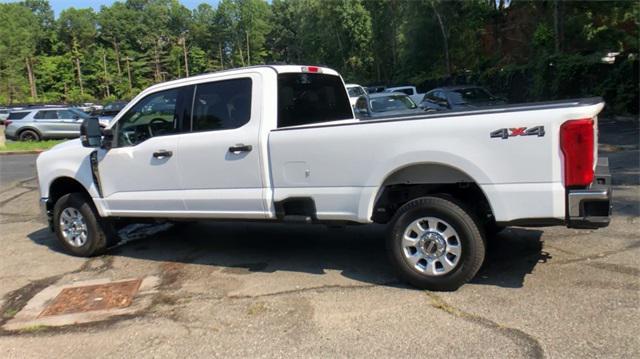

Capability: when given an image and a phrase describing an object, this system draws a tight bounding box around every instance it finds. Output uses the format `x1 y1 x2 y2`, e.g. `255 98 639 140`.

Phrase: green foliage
0 139 64 152
0 3 38 102
0 0 636 114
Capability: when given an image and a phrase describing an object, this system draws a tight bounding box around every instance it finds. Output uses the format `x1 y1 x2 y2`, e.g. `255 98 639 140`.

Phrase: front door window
115 89 179 147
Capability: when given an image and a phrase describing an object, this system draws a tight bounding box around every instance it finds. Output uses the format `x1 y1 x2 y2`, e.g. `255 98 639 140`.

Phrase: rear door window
34 110 58 120
278 73 353 128
191 78 252 132
57 110 77 119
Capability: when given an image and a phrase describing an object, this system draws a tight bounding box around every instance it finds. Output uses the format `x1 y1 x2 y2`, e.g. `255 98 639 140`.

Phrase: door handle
152 150 173 159
228 144 252 153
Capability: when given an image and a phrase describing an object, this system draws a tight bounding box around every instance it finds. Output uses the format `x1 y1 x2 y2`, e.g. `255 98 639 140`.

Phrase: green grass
0 140 65 152
3 307 18 318
18 324 50 333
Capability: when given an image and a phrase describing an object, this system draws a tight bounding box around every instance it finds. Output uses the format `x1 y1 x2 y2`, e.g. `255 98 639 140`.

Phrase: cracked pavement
0 118 638 358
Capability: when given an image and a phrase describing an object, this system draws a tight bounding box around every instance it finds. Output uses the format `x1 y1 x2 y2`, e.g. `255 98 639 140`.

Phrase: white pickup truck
37 65 611 291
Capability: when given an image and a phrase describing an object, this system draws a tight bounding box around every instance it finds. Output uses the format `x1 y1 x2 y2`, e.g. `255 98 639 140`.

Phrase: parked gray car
420 86 506 112
354 92 424 119
4 107 91 141
0 108 10 125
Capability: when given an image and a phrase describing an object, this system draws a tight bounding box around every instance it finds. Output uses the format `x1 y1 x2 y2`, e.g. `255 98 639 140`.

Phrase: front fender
36 143 99 199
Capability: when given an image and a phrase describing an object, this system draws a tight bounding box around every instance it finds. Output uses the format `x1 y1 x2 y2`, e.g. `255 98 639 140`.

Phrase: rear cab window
278 73 353 128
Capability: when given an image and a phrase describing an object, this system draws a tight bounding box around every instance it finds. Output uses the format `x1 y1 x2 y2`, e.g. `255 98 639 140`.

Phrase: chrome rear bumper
567 157 612 229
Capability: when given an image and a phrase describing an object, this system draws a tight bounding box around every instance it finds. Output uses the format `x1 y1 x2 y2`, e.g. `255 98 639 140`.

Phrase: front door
98 86 191 216
177 75 266 218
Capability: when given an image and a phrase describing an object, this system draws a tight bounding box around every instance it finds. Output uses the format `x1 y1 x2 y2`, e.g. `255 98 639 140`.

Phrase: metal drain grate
39 279 142 317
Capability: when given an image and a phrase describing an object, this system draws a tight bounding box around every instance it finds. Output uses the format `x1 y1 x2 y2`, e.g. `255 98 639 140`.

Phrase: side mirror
80 117 102 148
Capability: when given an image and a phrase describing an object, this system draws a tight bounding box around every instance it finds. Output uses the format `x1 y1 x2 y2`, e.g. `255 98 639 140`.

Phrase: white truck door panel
98 135 183 213
97 86 189 215
177 74 266 218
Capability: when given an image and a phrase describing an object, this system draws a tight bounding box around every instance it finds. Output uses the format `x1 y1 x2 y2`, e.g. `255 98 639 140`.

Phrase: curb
0 150 44 156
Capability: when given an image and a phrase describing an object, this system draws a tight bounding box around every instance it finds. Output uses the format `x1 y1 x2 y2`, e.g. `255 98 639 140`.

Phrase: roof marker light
301 66 321 73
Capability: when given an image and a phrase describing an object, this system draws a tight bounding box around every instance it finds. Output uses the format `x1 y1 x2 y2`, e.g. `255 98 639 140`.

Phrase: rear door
33 110 64 137
176 74 266 218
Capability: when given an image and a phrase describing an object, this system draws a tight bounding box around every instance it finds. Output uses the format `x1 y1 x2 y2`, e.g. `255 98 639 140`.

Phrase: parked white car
36 65 611 291
385 85 425 104
345 83 367 106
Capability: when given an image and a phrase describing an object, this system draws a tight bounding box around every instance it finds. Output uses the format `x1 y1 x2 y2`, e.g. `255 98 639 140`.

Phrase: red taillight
560 119 594 187
4 120 12 126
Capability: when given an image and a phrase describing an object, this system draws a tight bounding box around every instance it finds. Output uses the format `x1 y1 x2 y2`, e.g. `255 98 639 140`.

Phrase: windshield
69 108 91 119
103 102 126 114
369 94 417 112
450 88 494 104
347 86 365 97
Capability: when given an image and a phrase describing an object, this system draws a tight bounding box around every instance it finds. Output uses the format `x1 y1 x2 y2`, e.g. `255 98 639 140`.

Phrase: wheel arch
17 126 43 140
370 162 495 224
47 176 93 212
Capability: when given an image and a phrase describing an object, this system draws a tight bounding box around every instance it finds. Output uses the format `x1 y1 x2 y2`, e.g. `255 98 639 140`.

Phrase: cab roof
143 65 340 94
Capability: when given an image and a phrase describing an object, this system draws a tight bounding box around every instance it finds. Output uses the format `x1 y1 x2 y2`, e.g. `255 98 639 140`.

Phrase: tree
0 4 38 103
58 8 96 96
0 0 635 115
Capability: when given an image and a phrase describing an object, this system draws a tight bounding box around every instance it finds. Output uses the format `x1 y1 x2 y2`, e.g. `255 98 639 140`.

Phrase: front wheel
387 196 485 291
53 193 118 257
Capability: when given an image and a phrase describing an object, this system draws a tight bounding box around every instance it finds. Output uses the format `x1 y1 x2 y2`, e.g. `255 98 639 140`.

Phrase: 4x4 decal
490 126 545 139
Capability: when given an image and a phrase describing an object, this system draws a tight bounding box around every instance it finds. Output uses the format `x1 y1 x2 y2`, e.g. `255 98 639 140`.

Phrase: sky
1 0 221 16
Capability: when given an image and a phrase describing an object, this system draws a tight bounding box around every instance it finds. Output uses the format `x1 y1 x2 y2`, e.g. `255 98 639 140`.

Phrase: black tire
387 196 486 291
19 129 40 141
53 193 118 257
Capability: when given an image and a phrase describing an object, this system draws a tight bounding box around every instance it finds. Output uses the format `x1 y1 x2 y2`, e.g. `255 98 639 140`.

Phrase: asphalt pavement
0 154 38 188
0 118 637 358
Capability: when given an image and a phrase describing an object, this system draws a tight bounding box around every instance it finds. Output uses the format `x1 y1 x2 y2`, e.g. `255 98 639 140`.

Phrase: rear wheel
19 129 40 141
53 193 118 257
387 196 485 291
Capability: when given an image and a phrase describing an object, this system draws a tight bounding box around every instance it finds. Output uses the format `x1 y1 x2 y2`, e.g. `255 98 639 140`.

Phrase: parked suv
421 86 506 112
0 108 10 125
4 107 90 141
